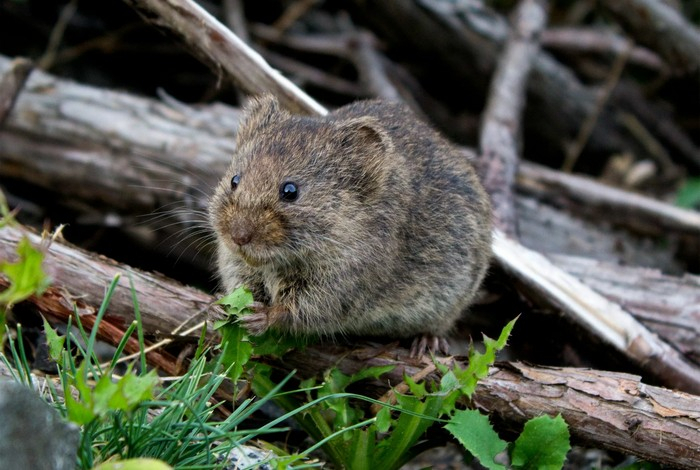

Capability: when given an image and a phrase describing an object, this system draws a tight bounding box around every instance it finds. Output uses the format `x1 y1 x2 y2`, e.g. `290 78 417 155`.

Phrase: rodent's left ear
335 117 395 195
337 117 393 157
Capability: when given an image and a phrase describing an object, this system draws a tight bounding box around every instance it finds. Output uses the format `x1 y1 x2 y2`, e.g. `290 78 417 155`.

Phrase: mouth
235 245 272 267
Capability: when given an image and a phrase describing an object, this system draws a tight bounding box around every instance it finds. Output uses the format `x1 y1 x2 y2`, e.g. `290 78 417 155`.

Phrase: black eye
230 174 240 191
280 181 299 202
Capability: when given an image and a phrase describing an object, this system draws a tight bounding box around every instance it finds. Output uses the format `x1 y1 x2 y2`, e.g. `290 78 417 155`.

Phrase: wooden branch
119 0 326 115
494 231 700 393
599 0 700 77
1 53 698 391
480 0 548 236
1 223 698 468
541 27 666 71
348 0 648 162
472 362 700 470
0 225 220 355
518 162 700 238
551 255 700 364
0 57 33 127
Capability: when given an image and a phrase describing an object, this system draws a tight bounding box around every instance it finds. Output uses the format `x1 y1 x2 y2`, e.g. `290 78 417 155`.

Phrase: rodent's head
210 95 401 268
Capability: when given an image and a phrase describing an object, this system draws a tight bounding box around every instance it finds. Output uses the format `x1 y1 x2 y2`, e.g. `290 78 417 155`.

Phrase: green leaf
0 237 51 307
375 405 392 433
64 363 158 425
456 317 517 398
218 322 253 383
65 390 96 425
42 317 65 366
216 286 254 317
375 393 442 469
445 409 507 470
511 414 570 470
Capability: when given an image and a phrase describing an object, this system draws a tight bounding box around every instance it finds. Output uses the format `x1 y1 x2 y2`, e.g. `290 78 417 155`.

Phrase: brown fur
209 95 492 342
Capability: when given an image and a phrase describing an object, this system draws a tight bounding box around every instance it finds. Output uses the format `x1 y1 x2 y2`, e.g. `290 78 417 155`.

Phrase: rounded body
209 95 492 339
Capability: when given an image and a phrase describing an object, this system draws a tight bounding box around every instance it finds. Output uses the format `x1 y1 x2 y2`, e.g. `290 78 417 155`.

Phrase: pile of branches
0 0 699 467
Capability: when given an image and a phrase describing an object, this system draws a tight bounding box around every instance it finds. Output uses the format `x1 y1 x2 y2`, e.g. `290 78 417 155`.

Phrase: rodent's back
328 101 492 337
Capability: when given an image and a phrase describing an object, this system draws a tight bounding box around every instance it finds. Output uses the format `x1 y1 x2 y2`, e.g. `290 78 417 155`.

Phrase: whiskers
133 175 217 266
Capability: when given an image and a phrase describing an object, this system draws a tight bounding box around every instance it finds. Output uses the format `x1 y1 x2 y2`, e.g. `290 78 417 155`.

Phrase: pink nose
231 225 254 246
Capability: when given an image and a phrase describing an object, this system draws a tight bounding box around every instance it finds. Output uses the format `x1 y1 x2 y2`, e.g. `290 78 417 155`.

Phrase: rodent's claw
240 302 271 336
409 335 450 358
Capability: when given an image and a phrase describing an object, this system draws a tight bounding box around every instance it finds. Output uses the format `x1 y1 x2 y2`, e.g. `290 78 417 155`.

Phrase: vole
209 95 492 356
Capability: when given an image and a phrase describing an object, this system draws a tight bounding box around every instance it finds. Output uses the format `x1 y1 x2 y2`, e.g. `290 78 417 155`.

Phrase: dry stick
519 162 700 237
37 0 78 70
494 231 700 393
541 27 666 71
120 0 326 116
271 0 319 34
351 31 404 102
479 0 548 237
222 0 250 43
0 225 220 352
562 40 632 173
0 57 33 127
599 0 700 77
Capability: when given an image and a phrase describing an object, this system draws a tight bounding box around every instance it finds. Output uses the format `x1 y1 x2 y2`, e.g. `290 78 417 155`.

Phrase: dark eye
230 174 241 191
280 181 299 202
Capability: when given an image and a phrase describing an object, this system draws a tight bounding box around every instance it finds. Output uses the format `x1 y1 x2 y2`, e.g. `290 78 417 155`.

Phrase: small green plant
214 289 571 470
0 193 51 343
1 276 314 469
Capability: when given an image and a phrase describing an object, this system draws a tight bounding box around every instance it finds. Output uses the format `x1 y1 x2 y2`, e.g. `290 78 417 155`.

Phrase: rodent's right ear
236 94 288 144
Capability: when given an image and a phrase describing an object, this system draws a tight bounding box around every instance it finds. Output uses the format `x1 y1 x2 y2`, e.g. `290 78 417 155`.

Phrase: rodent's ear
236 94 288 144
337 117 392 156
336 117 395 195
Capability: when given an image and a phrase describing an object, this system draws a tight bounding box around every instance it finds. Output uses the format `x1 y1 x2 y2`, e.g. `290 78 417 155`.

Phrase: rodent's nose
231 224 254 246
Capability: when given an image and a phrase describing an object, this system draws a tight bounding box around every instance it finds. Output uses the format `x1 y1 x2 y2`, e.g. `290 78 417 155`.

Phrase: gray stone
0 379 79 470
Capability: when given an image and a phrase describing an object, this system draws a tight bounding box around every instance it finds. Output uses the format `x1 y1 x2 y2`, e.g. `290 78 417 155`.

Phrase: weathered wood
599 0 700 77
1 223 699 468
550 255 700 364
480 0 548 237
0 225 220 355
0 57 33 127
120 0 326 116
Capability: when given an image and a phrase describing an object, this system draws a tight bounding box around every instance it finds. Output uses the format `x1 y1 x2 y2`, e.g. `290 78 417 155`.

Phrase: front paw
240 302 290 336
240 301 272 336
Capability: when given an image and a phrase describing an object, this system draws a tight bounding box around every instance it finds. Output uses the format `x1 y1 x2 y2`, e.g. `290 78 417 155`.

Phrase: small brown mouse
209 95 492 356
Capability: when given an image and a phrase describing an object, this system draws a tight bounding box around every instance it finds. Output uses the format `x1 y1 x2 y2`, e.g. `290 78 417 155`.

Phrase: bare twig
541 27 666 71
480 0 549 237
599 0 700 77
37 0 78 70
120 0 326 115
271 0 319 34
562 40 632 172
222 0 249 43
518 162 700 237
